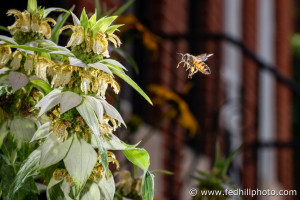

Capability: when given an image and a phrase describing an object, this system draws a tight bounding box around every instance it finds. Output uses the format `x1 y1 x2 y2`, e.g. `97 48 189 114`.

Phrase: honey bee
177 53 213 78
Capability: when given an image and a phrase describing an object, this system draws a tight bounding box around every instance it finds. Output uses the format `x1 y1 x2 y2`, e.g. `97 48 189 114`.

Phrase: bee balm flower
7 9 56 44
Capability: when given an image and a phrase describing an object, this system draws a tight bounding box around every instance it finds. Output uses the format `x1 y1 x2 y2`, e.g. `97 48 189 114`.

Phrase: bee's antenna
177 53 184 56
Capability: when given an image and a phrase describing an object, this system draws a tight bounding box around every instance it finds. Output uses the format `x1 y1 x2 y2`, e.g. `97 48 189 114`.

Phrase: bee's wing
195 53 213 61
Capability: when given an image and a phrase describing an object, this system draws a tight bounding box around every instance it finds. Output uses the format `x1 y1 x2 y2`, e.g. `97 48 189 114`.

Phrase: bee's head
182 54 188 61
177 53 188 61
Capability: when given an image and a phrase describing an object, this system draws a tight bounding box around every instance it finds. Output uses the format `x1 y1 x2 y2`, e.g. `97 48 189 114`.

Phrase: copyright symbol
189 188 197 196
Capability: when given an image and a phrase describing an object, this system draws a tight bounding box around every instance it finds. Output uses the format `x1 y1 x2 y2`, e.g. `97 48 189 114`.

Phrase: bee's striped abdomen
195 61 211 75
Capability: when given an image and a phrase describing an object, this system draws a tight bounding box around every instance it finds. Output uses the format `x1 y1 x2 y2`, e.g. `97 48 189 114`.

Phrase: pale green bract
9 71 29 91
80 181 101 200
63 135 97 197
35 89 82 116
30 122 51 142
40 134 73 169
76 99 109 175
96 174 115 200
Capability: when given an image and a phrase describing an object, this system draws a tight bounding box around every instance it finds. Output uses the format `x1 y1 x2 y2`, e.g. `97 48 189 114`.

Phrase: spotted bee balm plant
0 0 154 199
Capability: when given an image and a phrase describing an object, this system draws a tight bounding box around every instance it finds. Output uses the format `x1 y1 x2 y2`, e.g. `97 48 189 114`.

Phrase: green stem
10 149 18 173
133 164 138 178
0 25 9 32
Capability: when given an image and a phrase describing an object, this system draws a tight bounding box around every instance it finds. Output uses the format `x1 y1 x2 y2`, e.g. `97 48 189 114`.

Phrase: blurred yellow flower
115 170 142 197
116 14 161 56
148 84 198 136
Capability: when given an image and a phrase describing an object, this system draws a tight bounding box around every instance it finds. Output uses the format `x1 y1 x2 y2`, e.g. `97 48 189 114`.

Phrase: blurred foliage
114 170 142 200
192 143 241 200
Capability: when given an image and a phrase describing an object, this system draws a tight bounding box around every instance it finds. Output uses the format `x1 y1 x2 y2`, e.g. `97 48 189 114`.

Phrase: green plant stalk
10 149 18 172
133 164 138 178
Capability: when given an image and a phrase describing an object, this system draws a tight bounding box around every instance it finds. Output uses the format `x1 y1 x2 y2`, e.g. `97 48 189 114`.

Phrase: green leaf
9 149 41 199
9 45 50 53
91 134 139 150
63 135 97 197
27 0 37 14
0 25 9 32
123 148 150 172
51 9 72 44
89 13 97 27
50 50 74 56
43 7 68 18
113 48 139 74
141 171 155 200
95 0 101 20
0 122 9 147
222 145 241 175
76 100 109 174
151 169 173 175
92 16 117 34
96 173 115 200
196 171 210 178
80 8 89 30
102 59 127 71
80 181 101 200
103 7 116 18
71 11 80 25
108 67 153 105
40 134 73 169
113 0 135 16
29 79 52 94
0 35 17 44
0 157 16 199
106 24 123 34
31 122 51 142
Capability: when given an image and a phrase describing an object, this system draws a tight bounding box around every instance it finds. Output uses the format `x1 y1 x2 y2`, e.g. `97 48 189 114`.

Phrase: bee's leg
183 63 189 69
177 61 183 68
185 64 190 70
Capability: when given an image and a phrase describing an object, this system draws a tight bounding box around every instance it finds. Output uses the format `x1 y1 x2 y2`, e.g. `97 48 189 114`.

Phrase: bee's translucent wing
195 53 213 61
